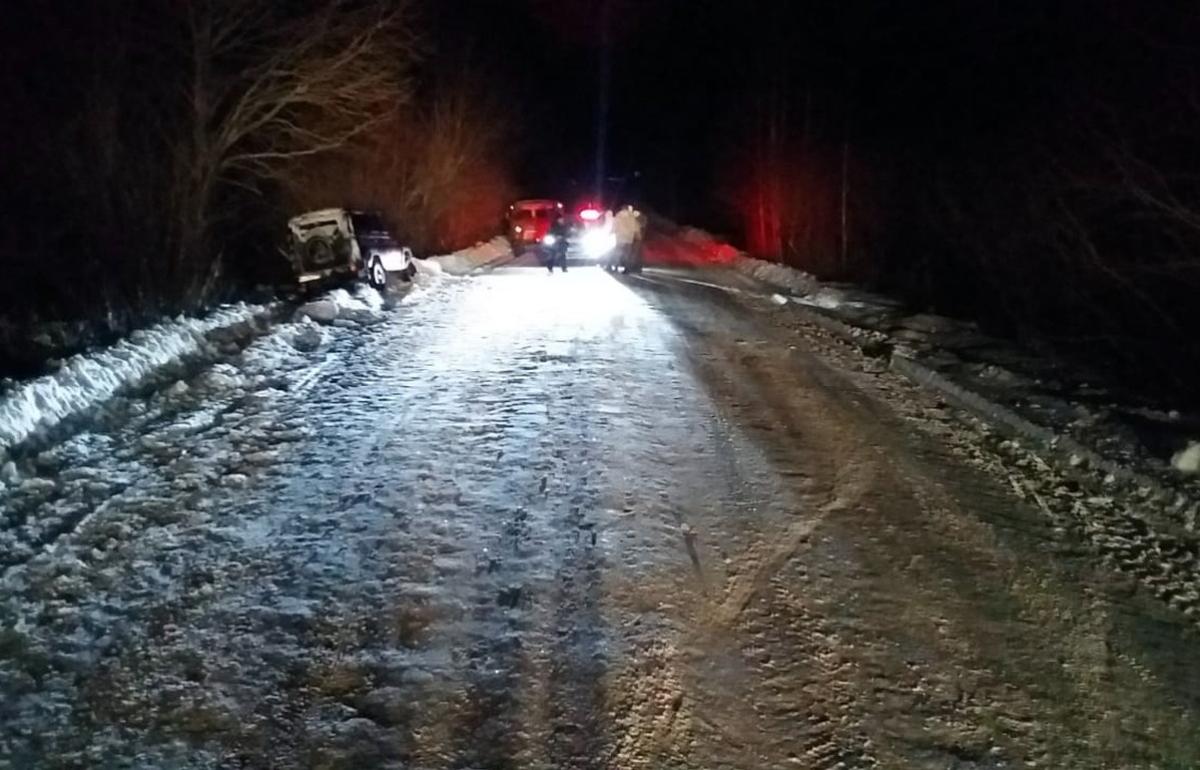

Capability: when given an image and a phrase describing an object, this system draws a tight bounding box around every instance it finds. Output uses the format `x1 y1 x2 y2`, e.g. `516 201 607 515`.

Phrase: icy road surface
2 267 1198 768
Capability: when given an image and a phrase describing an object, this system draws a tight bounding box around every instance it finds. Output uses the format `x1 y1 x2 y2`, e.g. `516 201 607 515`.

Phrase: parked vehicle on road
538 215 571 273
286 209 415 290
506 199 564 253
572 201 617 262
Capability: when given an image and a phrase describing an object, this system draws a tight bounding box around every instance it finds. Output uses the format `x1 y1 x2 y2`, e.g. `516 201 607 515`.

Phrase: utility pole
840 57 854 275
595 0 612 201
840 137 849 272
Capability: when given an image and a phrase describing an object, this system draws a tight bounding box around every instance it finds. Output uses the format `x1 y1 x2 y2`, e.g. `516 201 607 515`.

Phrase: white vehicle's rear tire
368 255 388 290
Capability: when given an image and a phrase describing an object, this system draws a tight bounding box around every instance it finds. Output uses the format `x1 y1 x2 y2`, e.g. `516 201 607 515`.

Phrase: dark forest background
603 0 1200 403
2 1 1199 402
0 0 518 351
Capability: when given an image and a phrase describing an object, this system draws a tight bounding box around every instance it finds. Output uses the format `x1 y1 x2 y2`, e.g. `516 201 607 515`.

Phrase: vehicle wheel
401 261 418 282
367 255 388 290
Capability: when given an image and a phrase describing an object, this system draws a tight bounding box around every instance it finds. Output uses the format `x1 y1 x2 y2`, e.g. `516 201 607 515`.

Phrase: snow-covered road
1 266 1198 768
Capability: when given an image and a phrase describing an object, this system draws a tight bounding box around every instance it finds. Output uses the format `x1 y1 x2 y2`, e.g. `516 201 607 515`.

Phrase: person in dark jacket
545 215 571 273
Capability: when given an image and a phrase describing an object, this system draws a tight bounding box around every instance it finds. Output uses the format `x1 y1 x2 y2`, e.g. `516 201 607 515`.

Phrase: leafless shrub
284 72 519 254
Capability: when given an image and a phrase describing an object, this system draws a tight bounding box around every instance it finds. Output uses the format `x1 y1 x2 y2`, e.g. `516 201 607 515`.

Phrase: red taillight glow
579 208 601 222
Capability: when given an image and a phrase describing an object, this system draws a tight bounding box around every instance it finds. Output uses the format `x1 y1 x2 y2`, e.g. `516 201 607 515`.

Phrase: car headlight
581 229 616 257
542 234 557 246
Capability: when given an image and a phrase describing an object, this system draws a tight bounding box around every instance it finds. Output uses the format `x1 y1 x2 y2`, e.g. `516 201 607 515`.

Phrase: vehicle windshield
350 212 389 234
512 209 555 223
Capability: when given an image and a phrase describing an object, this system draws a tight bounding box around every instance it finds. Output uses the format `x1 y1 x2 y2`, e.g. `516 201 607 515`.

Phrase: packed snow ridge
1174 441 1200 474
675 227 820 296
733 255 820 296
295 284 386 324
0 304 262 454
425 237 513 276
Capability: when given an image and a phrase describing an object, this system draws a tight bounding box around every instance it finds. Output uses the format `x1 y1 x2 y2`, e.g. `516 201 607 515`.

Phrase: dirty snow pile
295 284 386 325
1174 441 1200 474
0 303 262 454
426 237 513 276
731 255 819 296
675 226 820 295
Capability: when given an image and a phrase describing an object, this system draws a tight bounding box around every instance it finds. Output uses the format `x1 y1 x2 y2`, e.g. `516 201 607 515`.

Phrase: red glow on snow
640 233 740 267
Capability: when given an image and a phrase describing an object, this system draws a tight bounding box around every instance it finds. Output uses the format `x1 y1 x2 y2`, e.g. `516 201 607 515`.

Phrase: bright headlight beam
581 229 616 258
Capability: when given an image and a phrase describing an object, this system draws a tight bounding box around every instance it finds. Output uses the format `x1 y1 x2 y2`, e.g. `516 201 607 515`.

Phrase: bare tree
283 70 518 254
170 0 419 303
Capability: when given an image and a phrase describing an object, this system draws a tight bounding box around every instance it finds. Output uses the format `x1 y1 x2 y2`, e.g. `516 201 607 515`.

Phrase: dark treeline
615 1 1200 403
4 1 1199 401
0 0 516 369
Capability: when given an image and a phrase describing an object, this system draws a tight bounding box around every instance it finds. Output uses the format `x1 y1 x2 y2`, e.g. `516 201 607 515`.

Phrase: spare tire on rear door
305 237 335 271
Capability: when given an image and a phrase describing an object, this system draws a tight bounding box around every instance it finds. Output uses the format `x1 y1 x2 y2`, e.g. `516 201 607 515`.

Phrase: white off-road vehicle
286 209 415 290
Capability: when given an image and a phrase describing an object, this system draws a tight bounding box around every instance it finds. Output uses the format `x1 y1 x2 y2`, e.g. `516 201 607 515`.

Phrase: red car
506 199 563 252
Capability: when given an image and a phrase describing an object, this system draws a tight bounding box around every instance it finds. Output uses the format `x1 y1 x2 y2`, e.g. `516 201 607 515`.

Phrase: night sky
428 0 1130 233
428 0 775 222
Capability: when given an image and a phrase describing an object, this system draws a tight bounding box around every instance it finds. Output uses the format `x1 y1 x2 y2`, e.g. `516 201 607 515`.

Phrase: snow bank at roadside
1174 442 1200 474
425 237 513 276
673 226 820 295
733 255 820 296
0 304 263 453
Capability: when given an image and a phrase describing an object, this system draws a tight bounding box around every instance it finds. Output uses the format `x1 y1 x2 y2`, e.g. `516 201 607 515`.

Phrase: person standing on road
612 205 644 273
546 214 571 273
